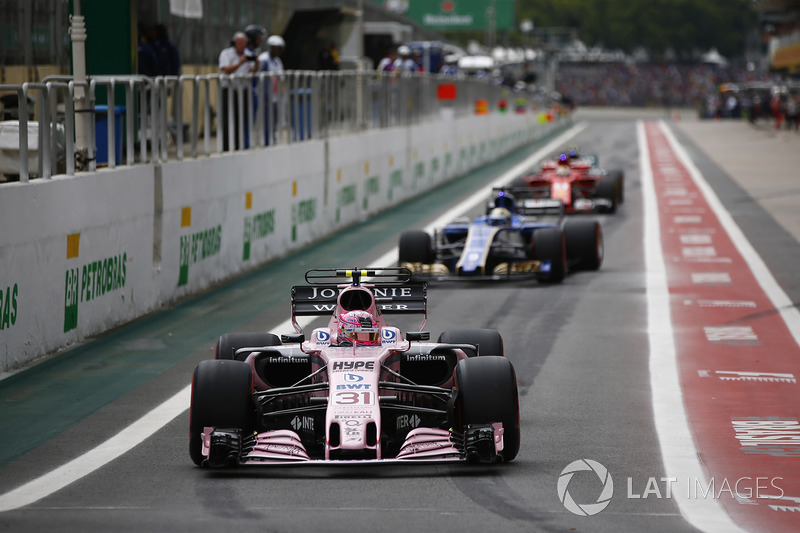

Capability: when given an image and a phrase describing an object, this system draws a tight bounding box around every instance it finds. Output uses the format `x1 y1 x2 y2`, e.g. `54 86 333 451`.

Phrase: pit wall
0 111 566 373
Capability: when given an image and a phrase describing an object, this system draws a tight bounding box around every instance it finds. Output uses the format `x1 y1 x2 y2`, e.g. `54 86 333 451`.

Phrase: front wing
401 260 553 281
200 424 505 466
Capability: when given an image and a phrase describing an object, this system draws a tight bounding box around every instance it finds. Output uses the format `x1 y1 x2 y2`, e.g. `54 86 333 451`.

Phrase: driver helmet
338 310 380 346
488 207 512 226
567 145 580 159
494 191 516 212
557 153 569 165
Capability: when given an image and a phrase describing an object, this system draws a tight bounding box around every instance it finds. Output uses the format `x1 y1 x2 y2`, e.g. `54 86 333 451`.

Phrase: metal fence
0 70 540 183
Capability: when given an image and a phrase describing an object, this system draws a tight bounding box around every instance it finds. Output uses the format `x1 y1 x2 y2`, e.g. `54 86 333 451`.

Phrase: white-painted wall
0 112 566 373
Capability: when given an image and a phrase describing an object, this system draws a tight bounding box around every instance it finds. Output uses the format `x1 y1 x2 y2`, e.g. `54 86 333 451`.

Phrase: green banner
406 0 515 31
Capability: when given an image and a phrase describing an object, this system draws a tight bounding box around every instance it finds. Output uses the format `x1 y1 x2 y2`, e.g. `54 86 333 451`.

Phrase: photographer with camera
219 31 259 150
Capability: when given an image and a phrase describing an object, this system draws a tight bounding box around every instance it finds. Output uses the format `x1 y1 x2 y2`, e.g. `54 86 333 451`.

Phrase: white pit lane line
0 122 587 512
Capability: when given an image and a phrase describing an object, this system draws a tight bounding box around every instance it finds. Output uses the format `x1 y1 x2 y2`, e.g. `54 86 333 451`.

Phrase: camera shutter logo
557 459 614 516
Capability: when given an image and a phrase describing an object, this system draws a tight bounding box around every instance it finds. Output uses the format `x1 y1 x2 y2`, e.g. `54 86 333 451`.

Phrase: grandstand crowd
555 62 773 110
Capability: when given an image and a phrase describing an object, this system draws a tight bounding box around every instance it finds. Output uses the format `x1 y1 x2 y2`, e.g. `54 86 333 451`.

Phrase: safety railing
0 69 546 183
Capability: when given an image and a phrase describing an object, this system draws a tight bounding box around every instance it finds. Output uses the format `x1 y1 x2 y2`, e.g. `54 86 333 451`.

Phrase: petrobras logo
344 373 364 382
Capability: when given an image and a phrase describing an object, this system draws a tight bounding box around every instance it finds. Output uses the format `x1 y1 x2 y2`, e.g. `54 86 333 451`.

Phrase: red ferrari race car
518 147 624 214
189 267 520 467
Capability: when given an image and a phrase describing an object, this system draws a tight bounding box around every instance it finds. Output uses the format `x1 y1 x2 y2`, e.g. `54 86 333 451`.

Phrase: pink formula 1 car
189 267 520 466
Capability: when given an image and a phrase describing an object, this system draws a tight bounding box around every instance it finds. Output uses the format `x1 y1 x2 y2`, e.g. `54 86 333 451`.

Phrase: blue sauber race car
399 188 603 283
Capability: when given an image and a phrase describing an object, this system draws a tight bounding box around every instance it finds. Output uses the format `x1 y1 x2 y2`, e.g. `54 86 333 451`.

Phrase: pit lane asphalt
2 110 797 532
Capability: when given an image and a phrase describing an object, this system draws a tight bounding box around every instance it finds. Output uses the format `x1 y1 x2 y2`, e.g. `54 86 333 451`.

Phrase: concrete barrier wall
0 111 566 374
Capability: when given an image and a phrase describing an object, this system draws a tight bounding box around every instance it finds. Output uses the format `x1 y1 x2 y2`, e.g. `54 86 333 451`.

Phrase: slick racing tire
438 329 504 357
596 174 621 213
606 170 625 203
564 220 604 271
532 227 566 284
454 356 520 462
189 359 254 466
216 332 281 361
398 230 434 265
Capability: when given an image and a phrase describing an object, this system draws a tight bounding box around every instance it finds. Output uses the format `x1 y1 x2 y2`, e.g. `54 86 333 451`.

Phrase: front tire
216 332 281 361
438 329 504 356
454 356 520 462
189 360 254 466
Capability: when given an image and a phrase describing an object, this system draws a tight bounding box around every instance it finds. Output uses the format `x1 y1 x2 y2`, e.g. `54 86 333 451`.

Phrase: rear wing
490 187 565 217
291 283 427 316
290 268 428 331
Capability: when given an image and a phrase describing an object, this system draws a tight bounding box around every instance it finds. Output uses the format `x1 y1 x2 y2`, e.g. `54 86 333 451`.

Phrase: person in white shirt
219 32 258 150
394 45 418 73
258 35 285 144
258 35 285 74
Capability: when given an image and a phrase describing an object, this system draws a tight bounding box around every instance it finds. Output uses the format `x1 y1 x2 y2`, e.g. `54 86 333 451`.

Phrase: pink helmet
338 310 380 346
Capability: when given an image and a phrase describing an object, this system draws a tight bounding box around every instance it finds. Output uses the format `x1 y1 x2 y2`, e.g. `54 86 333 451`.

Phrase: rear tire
438 329 504 356
454 356 520 462
399 230 434 264
189 359 254 466
216 332 281 361
565 220 603 271
606 170 624 203
596 174 621 213
532 227 566 283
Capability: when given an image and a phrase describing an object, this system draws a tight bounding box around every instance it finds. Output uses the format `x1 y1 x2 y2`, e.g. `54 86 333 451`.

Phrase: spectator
786 93 798 131
153 23 180 76
411 50 424 72
137 23 157 77
259 34 285 73
244 25 266 58
394 45 417 73
219 31 256 151
318 41 340 70
259 35 286 145
377 47 397 72
440 55 460 76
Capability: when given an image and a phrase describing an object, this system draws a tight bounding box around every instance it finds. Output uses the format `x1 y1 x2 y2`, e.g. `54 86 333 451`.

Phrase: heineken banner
405 0 515 31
